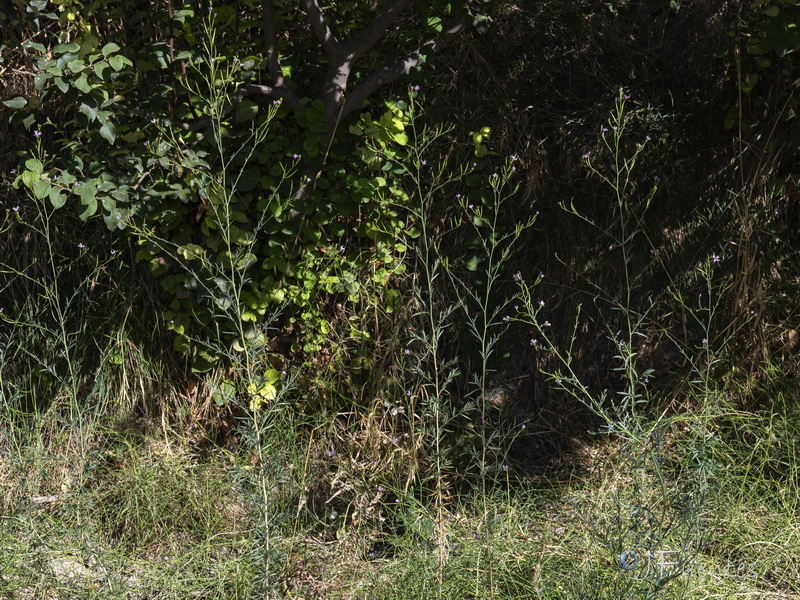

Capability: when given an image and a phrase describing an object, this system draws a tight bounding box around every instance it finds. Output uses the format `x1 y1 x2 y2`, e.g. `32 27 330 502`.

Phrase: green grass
0 384 797 599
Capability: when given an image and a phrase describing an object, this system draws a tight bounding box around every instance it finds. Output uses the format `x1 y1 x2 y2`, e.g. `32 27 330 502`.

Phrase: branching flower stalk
392 94 536 596
402 120 464 598
125 19 293 595
518 89 714 599
444 157 534 598
3 136 112 443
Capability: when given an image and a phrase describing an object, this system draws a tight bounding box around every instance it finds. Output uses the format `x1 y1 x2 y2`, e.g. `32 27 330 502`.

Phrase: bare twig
262 0 285 86
342 0 414 62
177 83 302 131
342 15 467 119
299 0 341 54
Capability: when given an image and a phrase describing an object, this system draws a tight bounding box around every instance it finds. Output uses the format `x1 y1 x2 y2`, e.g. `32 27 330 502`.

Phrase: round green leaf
49 187 67 209
2 96 28 109
67 59 85 73
109 55 127 71
54 77 69 93
25 158 44 174
53 42 80 53
101 42 121 57
74 73 92 93
79 198 98 220
33 180 52 199
99 121 116 144
234 99 259 122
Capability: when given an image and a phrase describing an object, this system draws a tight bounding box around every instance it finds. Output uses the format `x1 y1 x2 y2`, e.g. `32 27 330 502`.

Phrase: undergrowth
1 42 799 600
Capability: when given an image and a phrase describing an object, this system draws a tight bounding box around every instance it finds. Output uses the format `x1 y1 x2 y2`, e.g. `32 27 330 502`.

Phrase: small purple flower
513 272 521 282
543 321 551 327
529 339 537 346
646 135 651 142
377 486 384 491
583 153 590 159
468 204 475 210
502 465 509 472
369 552 376 558
712 254 720 263
538 300 545 307
326 449 335 457
403 349 411 355
520 423 526 429
33 130 42 138
413 85 420 91
602 127 609 133
421 160 427 166
539 272 545 279
702 338 708 345
623 94 630 100
392 437 398 443
12 206 20 212
292 153 300 159
150 118 156 125
406 390 412 397
77 243 86 249
10 169 16 174
111 250 117 255
502 316 510 323
455 193 461 199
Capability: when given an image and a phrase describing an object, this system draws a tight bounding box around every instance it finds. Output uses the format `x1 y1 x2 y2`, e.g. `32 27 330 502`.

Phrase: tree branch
342 0 413 61
341 15 467 119
262 0 284 86
299 0 340 55
177 84 301 131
